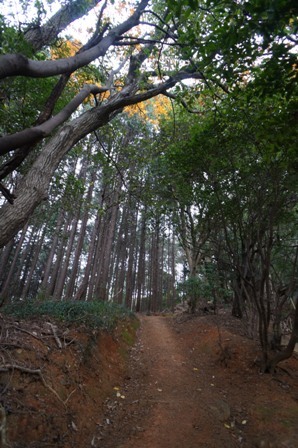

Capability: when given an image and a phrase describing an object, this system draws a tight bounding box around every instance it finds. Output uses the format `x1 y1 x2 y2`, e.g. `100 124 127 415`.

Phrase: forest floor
1 309 298 447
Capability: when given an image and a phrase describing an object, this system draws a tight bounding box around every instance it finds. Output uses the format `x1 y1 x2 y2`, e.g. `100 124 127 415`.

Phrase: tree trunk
20 225 47 299
46 218 70 297
74 211 102 301
267 297 298 372
53 212 80 301
125 203 138 309
0 239 14 289
65 172 95 300
40 209 65 291
94 186 120 301
150 219 161 313
0 223 29 305
135 207 147 312
112 206 129 306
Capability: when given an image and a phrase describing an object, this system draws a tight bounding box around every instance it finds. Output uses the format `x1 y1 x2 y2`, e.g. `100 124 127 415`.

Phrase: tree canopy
0 0 297 245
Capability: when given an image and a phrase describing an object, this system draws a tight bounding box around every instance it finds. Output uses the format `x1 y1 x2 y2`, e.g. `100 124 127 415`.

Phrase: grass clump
2 300 134 330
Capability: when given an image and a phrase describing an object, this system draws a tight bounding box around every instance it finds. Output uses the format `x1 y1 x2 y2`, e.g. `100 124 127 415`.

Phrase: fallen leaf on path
71 421 78 431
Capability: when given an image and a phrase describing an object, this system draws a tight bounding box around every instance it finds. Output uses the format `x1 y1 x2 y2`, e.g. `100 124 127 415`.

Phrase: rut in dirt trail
99 315 238 448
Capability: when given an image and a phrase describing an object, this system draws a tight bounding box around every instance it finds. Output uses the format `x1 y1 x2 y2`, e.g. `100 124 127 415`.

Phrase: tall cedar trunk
113 207 129 305
46 217 70 297
52 160 88 300
74 211 101 301
94 184 120 301
87 183 111 301
125 203 138 309
12 228 36 298
40 209 65 290
87 213 105 301
53 211 80 301
169 229 177 310
135 207 147 312
21 225 47 299
65 172 96 299
150 220 161 313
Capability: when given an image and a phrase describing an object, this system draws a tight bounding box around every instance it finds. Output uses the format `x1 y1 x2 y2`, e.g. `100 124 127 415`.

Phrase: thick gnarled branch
0 0 149 79
0 84 107 155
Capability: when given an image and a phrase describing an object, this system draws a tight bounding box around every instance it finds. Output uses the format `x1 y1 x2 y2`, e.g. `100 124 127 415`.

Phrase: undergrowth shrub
2 300 134 330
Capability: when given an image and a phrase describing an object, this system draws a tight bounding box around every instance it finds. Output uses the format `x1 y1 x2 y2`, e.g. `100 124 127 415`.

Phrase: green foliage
0 76 58 136
0 15 33 55
2 300 134 330
177 276 202 302
177 264 232 306
165 0 297 97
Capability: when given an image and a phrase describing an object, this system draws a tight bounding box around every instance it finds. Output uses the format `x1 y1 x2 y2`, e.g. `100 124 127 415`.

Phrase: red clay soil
98 313 298 448
1 311 297 448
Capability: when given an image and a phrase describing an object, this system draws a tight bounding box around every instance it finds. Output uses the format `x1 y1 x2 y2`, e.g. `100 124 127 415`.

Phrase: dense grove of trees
0 114 178 312
0 0 297 371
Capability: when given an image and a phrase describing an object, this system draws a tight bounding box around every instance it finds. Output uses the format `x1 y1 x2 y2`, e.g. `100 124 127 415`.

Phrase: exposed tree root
0 363 75 406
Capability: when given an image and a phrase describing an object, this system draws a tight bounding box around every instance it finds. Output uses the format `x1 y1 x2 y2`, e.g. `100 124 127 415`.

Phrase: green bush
2 300 134 330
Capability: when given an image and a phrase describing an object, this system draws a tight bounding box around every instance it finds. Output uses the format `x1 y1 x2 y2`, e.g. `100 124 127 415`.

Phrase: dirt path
4 312 297 447
97 314 298 448
98 315 239 448
122 315 234 448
